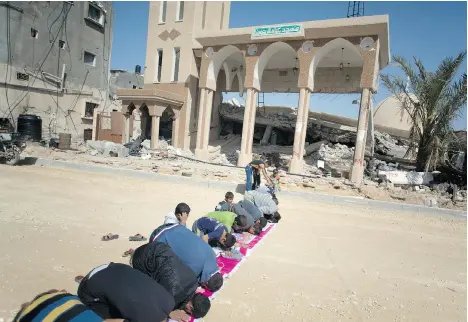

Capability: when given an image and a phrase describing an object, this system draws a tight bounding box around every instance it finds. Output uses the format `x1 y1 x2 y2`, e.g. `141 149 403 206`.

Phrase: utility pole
347 1 364 18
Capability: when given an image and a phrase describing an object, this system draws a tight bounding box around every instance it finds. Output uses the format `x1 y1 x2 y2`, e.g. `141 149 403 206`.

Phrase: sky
111 1 467 130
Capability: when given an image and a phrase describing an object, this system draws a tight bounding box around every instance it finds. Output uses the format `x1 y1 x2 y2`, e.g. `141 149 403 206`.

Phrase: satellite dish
205 47 214 57
360 37 374 51
247 44 258 56
302 41 314 53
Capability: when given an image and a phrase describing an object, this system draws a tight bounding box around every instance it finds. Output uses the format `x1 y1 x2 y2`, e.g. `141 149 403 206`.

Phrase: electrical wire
67 69 90 113
4 3 13 125
63 12 73 72
54 3 68 134
100 4 113 113
47 3 64 43
2 2 72 118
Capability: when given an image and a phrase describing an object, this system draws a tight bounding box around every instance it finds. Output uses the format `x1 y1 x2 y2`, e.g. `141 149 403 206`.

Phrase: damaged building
111 1 390 184
0 1 117 140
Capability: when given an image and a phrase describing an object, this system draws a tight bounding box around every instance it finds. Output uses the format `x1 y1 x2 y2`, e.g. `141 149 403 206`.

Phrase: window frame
176 1 184 22
83 51 97 67
154 49 163 83
84 102 98 118
86 3 105 27
172 47 180 82
159 1 167 24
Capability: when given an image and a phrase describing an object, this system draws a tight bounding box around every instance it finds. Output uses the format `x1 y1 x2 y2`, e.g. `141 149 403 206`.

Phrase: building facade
0 1 115 140
117 1 390 184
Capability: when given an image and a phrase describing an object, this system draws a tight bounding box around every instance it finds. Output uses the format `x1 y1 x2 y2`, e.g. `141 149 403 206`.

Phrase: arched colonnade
195 36 380 183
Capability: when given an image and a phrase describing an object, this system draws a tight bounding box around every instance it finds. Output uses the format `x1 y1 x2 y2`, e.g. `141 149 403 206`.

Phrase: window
85 102 98 117
59 40 65 49
159 1 167 23
17 72 29 81
176 1 184 21
31 28 38 39
84 51 96 66
172 48 180 82
155 49 163 82
87 3 104 25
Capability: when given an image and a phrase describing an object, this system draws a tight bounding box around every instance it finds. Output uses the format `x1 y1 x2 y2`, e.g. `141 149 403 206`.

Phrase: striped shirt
15 291 103 322
244 190 278 215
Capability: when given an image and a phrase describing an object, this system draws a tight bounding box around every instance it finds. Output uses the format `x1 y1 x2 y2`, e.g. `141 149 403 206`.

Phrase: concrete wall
144 1 230 85
109 71 144 97
220 67 363 93
0 1 114 140
143 1 229 149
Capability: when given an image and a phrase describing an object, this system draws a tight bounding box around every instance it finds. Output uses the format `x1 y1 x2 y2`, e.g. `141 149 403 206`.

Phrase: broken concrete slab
378 171 434 185
424 197 438 208
305 140 328 156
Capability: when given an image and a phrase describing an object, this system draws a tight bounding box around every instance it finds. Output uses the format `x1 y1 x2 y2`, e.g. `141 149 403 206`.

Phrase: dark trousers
245 165 253 192
252 169 261 190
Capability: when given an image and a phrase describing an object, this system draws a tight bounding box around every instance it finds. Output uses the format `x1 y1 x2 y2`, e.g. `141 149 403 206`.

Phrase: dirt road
0 165 465 321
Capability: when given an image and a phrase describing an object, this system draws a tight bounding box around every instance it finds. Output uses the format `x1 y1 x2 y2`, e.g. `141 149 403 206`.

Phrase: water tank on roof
135 65 141 74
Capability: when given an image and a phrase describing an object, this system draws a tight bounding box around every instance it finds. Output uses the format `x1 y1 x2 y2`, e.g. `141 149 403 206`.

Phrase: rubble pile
307 143 355 176
86 140 126 157
220 103 297 131
374 131 410 158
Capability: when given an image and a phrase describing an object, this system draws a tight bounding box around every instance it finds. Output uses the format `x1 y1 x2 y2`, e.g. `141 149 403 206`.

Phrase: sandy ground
0 164 466 322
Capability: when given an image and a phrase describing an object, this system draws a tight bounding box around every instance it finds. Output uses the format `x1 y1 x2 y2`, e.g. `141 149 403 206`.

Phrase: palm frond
381 53 467 171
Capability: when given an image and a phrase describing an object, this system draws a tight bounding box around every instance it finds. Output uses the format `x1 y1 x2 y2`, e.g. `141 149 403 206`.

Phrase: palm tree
381 52 467 172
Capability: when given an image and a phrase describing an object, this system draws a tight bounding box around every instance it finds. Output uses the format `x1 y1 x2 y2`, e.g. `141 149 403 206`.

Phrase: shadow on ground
16 157 38 166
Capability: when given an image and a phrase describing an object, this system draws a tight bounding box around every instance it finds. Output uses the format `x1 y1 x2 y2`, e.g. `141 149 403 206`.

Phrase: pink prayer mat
185 223 277 322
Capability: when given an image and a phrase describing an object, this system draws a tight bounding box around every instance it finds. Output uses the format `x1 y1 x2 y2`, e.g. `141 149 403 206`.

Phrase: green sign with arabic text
252 24 302 38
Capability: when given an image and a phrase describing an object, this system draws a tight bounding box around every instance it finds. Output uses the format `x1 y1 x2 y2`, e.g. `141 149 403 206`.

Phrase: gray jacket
244 190 278 215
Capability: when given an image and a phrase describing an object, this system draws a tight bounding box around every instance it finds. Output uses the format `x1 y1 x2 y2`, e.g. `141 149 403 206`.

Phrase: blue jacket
150 224 219 283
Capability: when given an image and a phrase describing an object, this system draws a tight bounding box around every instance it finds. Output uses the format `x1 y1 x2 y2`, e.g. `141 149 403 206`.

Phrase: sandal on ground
101 233 119 241
74 275 84 284
122 249 134 257
129 234 147 242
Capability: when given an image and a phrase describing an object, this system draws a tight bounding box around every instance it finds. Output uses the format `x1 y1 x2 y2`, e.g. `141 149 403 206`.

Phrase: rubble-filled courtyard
0 165 465 322
21 125 467 212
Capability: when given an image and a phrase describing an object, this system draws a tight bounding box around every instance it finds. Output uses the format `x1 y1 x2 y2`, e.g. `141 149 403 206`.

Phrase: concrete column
210 90 222 141
365 99 374 157
351 88 372 184
171 109 180 148
260 125 273 145
202 89 214 149
195 88 214 160
246 90 258 154
237 88 257 166
195 88 207 159
92 107 99 140
150 115 160 149
289 88 311 174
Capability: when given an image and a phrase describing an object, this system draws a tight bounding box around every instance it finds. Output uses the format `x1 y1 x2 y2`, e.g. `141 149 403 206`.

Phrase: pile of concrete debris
85 138 195 160
218 101 411 174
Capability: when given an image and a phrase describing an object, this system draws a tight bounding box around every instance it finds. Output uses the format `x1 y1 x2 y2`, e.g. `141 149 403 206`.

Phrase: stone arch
139 104 151 139
230 69 244 96
206 45 245 90
126 103 136 115
223 62 232 90
160 106 175 141
308 37 363 90
253 42 298 90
